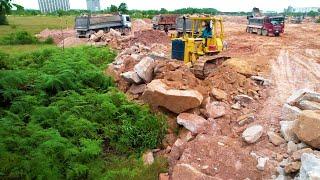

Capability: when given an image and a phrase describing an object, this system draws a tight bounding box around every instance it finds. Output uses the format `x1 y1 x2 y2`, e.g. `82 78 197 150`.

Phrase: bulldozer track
191 55 231 79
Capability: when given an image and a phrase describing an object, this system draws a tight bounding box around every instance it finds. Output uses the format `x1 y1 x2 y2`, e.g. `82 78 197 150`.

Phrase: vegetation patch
0 31 53 45
0 46 167 179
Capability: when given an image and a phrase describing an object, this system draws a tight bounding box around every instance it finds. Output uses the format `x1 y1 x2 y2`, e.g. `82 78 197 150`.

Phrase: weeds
0 46 167 179
0 31 54 45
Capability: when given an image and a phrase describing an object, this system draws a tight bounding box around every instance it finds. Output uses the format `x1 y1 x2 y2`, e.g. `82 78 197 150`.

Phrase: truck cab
121 15 132 29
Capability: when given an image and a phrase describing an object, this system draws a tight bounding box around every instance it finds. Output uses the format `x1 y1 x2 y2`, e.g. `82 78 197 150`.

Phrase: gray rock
277 166 285 175
128 84 146 94
300 153 320 180
242 125 263 143
301 91 320 103
142 151 154 165
231 102 241 110
297 100 320 110
280 121 298 142
286 88 313 106
279 158 289 168
134 57 155 83
250 75 271 86
281 104 302 121
256 157 268 171
275 175 288 180
121 71 143 84
234 94 254 105
286 89 320 107
287 141 298 154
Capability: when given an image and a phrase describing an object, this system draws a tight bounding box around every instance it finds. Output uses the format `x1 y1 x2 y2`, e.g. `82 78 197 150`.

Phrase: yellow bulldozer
171 16 229 79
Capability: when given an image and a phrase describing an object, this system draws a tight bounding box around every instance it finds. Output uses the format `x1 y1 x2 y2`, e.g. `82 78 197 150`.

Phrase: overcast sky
13 0 320 12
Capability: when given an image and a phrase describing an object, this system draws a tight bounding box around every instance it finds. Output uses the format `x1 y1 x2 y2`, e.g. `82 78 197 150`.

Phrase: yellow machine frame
173 16 225 64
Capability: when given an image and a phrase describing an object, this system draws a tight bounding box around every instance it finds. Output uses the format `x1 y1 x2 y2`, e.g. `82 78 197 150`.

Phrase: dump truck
152 14 179 30
246 16 285 36
75 14 131 38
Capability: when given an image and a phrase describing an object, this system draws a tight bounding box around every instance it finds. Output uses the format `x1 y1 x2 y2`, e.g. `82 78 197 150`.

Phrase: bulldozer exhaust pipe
183 16 186 37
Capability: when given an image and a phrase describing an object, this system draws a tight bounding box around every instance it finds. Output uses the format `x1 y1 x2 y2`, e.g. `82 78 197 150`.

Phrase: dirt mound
132 19 152 32
58 37 88 48
171 134 270 179
37 28 75 44
204 65 259 98
132 30 170 46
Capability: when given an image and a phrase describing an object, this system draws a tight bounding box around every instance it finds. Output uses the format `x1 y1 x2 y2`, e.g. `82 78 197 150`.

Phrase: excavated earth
103 17 320 179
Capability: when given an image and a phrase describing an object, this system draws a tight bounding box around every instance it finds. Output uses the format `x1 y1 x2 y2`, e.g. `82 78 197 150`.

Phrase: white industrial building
38 0 70 13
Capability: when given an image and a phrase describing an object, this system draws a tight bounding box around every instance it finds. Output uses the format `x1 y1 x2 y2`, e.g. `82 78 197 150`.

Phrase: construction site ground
102 16 320 179
38 16 320 179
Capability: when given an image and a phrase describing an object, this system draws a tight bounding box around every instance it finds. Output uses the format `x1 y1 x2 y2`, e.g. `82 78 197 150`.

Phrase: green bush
0 31 38 45
0 46 167 179
43 37 54 44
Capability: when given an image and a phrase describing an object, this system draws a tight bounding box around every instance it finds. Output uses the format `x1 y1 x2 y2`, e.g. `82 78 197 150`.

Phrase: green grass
0 16 74 55
0 16 75 37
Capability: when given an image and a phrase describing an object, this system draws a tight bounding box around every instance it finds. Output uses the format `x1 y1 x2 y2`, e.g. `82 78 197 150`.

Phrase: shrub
43 37 54 44
0 31 38 45
0 46 167 179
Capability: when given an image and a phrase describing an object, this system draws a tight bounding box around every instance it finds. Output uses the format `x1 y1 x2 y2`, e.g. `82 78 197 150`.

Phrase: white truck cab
122 15 132 28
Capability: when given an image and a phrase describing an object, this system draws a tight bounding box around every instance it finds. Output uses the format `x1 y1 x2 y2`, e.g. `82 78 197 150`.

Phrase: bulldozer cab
189 17 224 54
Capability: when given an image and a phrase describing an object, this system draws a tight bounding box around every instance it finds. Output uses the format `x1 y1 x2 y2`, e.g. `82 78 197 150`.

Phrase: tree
110 4 118 13
0 0 22 24
159 8 168 14
118 3 128 14
307 10 318 18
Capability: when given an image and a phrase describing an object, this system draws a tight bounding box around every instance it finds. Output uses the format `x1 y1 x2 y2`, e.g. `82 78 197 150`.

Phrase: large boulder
294 110 320 148
121 71 143 84
286 89 320 106
281 104 302 121
142 80 203 113
299 153 320 180
242 125 263 144
134 57 155 83
177 113 207 134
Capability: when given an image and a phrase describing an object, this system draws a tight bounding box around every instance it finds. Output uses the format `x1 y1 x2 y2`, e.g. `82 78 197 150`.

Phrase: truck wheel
159 25 165 31
249 28 253 34
275 33 280 37
262 29 268 36
257 29 262 35
246 27 249 33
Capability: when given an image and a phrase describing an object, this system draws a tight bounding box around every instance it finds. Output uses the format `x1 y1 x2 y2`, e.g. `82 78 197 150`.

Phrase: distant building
86 0 101 12
38 0 70 13
294 7 319 13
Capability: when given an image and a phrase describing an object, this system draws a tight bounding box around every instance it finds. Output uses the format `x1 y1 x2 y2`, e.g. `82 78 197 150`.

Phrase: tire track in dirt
258 48 320 125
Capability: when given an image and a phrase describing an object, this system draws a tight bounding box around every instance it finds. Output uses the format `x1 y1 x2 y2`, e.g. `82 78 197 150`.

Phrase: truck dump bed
75 15 123 31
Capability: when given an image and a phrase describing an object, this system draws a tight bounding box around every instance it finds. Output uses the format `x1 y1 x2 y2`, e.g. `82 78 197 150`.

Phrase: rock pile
274 89 320 179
